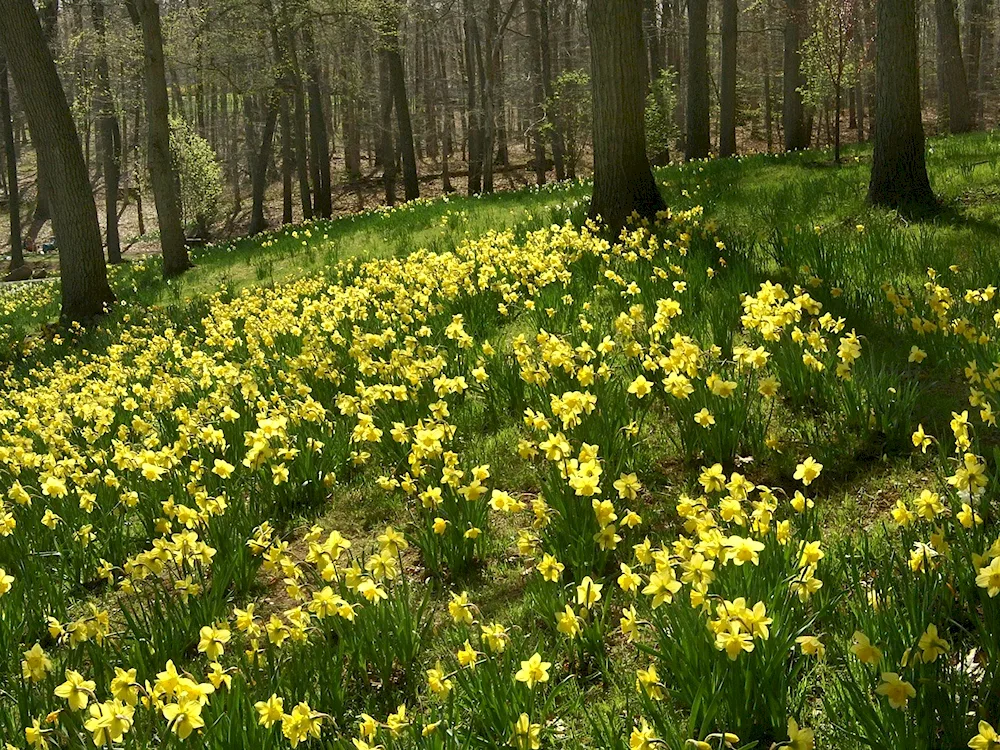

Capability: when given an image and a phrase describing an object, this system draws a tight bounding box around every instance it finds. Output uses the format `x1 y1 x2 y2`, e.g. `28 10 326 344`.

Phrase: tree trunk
246 92 279 236
783 0 809 150
378 51 396 206
963 0 986 122
127 0 191 277
586 0 667 231
0 0 114 321
464 0 484 195
868 0 936 213
291 68 312 220
280 95 294 225
305 38 331 218
686 0 711 159
90 0 122 264
719 0 738 157
526 0 548 185
0 55 22 270
435 36 455 193
541 0 566 180
934 0 973 133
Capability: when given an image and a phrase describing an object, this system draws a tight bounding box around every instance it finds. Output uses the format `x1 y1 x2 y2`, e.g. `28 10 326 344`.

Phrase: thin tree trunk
541 0 566 180
379 6 419 202
783 0 809 150
963 0 987 122
305 33 332 218
586 0 666 231
464 0 484 194
246 91 279 236
868 0 936 213
0 55 23 270
934 0 973 133
435 36 454 193
526 0 548 185
280 95 294 224
378 51 396 206
719 0 738 157
127 0 191 277
0 0 114 321
90 0 122 263
686 0 711 159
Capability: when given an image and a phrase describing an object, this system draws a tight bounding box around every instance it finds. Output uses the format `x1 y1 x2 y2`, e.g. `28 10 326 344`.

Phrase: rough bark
586 0 666 231
720 0 738 157
686 0 711 159
127 0 191 277
868 0 936 213
0 0 114 322
934 0 973 133
783 0 809 150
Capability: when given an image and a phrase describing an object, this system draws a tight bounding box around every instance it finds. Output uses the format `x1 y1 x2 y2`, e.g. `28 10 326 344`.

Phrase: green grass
2 131 999 748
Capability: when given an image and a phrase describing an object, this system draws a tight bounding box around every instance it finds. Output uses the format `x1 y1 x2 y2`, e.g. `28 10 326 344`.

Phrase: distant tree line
0 0 985 322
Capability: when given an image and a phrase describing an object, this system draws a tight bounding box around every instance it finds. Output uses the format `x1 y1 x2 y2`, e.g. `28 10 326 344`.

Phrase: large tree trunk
783 0 809 150
686 0 711 159
868 0 936 213
719 0 738 157
127 0 191 278
0 0 114 321
934 0 973 133
586 0 666 231
90 0 122 264
0 54 22 270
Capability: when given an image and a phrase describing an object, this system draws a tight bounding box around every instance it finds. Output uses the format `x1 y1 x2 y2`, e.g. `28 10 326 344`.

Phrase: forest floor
2 132 1000 748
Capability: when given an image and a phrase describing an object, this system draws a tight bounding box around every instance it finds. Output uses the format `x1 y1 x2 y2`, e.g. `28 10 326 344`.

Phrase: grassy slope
4 131 1000 745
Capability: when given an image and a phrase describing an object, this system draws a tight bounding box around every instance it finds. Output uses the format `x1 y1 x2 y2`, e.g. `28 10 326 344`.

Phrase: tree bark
280 95 294 224
963 0 987 121
127 0 191 277
720 0 738 157
246 91 279 236
541 0 566 180
90 0 122 264
868 0 936 214
378 4 419 203
378 50 396 206
0 54 22 270
783 0 809 150
586 0 666 231
464 0 484 194
686 0 711 159
934 0 973 133
305 33 331 219
0 0 114 321
526 0 548 185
